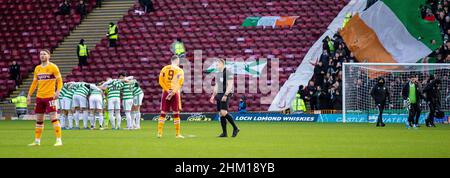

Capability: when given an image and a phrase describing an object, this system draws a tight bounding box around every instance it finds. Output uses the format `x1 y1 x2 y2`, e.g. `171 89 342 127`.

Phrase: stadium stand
0 0 136 117
64 0 348 113
304 0 450 112
0 0 97 99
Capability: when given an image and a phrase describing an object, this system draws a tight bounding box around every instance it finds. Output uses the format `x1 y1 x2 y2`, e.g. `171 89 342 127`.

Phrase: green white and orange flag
340 0 442 63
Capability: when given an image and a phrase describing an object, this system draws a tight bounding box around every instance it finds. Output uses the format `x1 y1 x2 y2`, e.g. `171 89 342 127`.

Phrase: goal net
342 63 450 123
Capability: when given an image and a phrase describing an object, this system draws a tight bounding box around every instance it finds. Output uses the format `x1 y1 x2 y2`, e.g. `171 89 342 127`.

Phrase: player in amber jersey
157 55 184 138
27 49 63 146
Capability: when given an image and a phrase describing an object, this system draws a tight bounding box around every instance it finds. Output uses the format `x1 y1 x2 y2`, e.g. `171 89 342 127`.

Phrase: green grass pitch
1 120 449 158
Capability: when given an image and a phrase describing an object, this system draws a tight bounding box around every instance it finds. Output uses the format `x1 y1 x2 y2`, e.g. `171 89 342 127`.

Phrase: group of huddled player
57 73 144 130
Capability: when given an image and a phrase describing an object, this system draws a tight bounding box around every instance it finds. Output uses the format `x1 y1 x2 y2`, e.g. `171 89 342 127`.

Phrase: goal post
342 63 450 123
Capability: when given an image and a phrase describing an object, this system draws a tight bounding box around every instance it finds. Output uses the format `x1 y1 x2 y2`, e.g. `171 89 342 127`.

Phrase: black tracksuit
402 82 423 126
423 80 441 126
370 82 390 125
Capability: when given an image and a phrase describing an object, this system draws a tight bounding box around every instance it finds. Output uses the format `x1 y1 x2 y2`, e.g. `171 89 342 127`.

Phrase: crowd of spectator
56 0 100 18
420 0 450 63
299 0 450 112
298 33 348 111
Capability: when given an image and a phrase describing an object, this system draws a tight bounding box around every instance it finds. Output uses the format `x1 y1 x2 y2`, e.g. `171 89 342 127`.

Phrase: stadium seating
0 0 96 99
64 0 348 113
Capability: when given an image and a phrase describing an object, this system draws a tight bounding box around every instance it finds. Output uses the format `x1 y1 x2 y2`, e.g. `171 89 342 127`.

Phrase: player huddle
57 73 144 130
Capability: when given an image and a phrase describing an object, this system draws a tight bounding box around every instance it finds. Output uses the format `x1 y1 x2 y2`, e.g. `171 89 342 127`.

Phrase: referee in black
209 58 240 137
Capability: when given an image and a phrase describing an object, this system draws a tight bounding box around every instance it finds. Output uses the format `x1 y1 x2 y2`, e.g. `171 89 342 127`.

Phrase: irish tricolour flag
340 0 442 63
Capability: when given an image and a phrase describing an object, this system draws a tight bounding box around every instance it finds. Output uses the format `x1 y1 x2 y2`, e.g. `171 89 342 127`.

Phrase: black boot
219 116 227 137
232 129 240 137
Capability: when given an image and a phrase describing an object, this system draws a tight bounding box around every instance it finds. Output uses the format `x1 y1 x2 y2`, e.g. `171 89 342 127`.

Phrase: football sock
174 116 181 136
82 110 89 128
74 110 80 128
220 116 227 135
158 115 165 136
125 111 131 128
89 113 95 128
109 110 115 129
115 111 121 128
51 119 62 141
98 113 104 127
35 121 44 143
136 111 141 128
68 113 73 129
225 114 238 130
131 111 136 128
59 114 65 128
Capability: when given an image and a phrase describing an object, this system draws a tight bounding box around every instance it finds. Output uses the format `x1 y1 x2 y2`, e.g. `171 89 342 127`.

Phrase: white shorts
122 99 133 111
61 98 72 110
57 99 62 110
108 98 120 110
72 94 88 108
133 94 144 106
89 95 103 110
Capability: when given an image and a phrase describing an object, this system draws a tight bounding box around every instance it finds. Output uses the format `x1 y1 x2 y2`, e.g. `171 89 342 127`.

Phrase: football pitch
1 120 449 158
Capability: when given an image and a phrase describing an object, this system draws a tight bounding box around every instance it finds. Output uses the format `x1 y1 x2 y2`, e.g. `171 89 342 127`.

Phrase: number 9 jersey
159 65 184 92
159 65 184 112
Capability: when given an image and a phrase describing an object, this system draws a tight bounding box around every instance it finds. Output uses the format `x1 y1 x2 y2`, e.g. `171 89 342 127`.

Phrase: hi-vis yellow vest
175 42 185 55
292 93 306 112
108 25 118 39
78 44 88 56
327 39 335 52
342 13 352 28
11 96 27 108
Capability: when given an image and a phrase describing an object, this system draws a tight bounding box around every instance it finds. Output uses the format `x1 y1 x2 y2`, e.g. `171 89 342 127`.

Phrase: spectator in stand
313 61 326 87
9 61 20 89
306 81 316 111
139 0 154 13
292 85 307 113
314 86 329 110
424 9 436 22
56 0 71 15
238 96 247 113
107 22 119 52
96 0 102 8
330 84 342 110
76 0 87 20
322 36 335 55
77 39 89 71
320 50 329 68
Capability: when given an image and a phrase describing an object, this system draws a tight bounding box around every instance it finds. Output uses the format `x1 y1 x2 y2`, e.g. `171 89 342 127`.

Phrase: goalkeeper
370 77 391 127
402 75 423 128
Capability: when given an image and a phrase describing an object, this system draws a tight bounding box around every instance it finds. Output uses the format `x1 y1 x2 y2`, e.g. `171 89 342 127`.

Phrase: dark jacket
370 83 390 104
423 80 441 109
9 64 20 78
331 92 342 110
76 3 87 15
238 101 247 112
402 81 423 103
